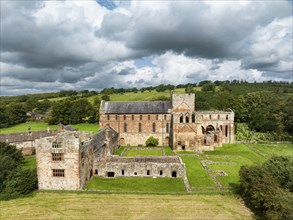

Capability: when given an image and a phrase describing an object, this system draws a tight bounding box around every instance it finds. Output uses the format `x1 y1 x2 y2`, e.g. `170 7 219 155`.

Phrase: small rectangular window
95 169 98 175
52 169 65 177
122 170 125 175
52 153 63 161
147 170 150 175
160 170 163 176
166 123 169 133
164 115 166 120
156 115 159 120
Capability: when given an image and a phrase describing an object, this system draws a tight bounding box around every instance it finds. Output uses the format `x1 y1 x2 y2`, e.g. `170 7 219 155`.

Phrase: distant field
0 122 99 134
1 192 253 220
124 149 162 156
85 177 186 193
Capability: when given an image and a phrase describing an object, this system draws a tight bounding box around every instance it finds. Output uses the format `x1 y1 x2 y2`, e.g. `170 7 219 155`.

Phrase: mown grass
0 192 253 220
0 122 57 134
177 151 196 154
85 176 186 193
23 155 36 170
124 149 162 156
163 146 175 155
0 122 99 134
180 156 215 188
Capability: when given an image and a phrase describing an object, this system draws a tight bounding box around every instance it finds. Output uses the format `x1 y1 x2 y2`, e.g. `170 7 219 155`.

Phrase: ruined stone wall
35 131 92 190
172 93 195 112
95 156 185 178
79 143 93 189
100 113 171 146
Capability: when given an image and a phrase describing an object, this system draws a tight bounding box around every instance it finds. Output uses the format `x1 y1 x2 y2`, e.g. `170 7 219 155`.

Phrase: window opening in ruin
180 115 183 123
204 138 207 144
156 115 159 120
122 170 125 175
178 141 181 145
52 169 65 177
147 170 150 175
107 115 110 120
140 115 142 120
132 115 134 120
209 115 212 120
107 172 115 177
202 126 205 134
164 114 166 120
166 123 169 133
160 170 163 176
226 115 229 120
52 142 61 148
186 115 189 123
182 145 185 150
218 115 220 120
152 123 156 132
206 125 215 133
148 115 150 120
214 135 217 142
81 151 84 159
115 115 118 120
90 169 93 177
172 171 177 178
124 115 126 120
202 115 203 120
192 114 195 123
95 169 98 175
134 172 137 175
138 123 142 132
52 153 63 161
124 123 127 132
225 125 228 137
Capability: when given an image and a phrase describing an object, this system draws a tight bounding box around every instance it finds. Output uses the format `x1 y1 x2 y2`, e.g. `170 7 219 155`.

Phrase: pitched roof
102 101 172 114
91 127 118 151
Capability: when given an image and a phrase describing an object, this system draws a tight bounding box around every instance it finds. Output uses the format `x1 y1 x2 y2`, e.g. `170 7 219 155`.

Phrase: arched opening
124 123 127 132
138 123 142 132
172 171 177 178
202 126 205 134
119 138 125 146
152 123 156 132
192 113 195 123
225 125 228 137
180 114 183 123
185 113 189 123
206 125 215 133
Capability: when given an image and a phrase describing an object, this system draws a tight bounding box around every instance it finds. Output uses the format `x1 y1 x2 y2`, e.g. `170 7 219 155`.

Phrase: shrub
145 136 159 147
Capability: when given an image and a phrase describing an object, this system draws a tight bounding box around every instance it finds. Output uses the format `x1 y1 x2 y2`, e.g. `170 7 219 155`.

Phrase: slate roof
101 101 172 114
91 127 118 151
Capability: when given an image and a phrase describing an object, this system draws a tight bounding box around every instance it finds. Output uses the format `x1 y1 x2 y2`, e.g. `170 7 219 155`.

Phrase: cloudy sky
1 0 292 95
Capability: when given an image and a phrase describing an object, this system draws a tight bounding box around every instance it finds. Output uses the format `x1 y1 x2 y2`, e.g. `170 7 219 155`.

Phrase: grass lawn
177 151 196 154
85 176 186 193
1 192 253 220
163 146 175 155
71 123 99 133
0 122 57 134
181 156 215 188
124 149 162 156
0 122 99 134
23 155 36 170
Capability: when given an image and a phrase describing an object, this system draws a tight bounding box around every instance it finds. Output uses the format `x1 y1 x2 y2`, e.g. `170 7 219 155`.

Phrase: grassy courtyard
124 149 162 156
85 177 186 193
1 192 253 220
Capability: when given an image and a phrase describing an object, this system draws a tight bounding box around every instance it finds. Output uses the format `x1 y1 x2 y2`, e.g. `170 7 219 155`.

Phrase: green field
85 177 186 193
0 122 99 134
124 149 162 156
1 192 253 220
181 156 216 188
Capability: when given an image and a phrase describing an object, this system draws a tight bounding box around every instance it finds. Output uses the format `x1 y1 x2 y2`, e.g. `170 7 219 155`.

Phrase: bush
239 156 293 220
145 136 159 147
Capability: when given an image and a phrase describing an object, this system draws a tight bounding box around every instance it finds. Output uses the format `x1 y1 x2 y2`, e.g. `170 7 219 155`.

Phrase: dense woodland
0 81 292 140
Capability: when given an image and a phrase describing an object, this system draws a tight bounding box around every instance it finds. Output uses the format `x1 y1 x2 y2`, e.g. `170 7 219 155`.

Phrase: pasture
0 122 99 134
1 192 253 220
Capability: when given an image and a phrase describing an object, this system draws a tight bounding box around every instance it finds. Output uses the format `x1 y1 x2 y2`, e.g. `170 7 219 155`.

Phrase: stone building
100 92 234 151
